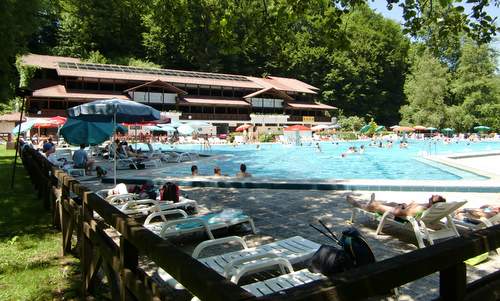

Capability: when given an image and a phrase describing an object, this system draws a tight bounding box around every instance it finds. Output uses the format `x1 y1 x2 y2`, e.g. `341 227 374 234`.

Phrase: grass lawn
0 146 83 300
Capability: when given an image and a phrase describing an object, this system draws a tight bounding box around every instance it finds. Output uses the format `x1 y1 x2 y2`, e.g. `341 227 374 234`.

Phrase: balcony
288 115 331 123
26 109 66 118
180 113 250 121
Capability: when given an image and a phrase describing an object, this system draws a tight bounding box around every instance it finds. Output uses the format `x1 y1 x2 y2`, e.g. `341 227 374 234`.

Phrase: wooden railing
19 146 500 301
180 113 250 121
288 115 331 122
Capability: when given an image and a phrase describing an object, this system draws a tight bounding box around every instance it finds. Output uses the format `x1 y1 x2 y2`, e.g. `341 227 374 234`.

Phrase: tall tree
400 50 449 127
450 40 499 131
0 0 42 101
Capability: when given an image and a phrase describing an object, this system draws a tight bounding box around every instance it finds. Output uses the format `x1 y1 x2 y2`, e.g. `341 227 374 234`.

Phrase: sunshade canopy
177 124 194 135
441 128 455 132
67 98 161 123
284 125 311 131
60 117 114 145
474 125 491 132
359 124 370 133
235 124 252 132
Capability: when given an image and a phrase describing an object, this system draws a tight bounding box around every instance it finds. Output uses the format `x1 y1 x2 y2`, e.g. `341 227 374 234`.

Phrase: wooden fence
19 146 500 301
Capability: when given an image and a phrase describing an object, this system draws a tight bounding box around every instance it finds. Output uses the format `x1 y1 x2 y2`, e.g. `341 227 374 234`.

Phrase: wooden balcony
288 115 331 122
26 109 66 118
180 113 250 121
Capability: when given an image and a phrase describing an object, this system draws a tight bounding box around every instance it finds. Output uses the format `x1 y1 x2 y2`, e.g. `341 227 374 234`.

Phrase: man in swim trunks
346 194 446 217
455 205 499 220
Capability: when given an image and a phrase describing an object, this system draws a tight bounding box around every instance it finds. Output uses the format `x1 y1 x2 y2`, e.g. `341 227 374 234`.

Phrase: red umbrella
235 124 252 132
33 116 66 128
122 121 159 126
284 125 311 131
413 125 427 131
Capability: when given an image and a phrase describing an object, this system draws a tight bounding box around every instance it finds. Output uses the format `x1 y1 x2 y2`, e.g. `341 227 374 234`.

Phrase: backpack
308 222 375 277
160 182 179 203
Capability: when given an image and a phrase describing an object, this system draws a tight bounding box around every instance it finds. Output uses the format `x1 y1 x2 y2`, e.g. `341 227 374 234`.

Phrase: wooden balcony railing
26 109 67 118
288 115 331 122
180 113 250 121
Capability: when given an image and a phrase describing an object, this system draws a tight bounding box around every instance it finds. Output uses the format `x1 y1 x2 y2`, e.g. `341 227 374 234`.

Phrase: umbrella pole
113 110 117 185
10 96 26 189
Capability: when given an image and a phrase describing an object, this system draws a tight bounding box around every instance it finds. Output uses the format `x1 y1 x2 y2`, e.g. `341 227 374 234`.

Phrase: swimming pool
137 140 500 180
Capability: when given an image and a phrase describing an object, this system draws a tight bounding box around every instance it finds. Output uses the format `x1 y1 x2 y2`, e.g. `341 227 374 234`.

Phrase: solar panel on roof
57 61 251 82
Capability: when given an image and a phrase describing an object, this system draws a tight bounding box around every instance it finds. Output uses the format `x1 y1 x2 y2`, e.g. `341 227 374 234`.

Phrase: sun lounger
145 208 256 239
348 195 466 248
118 197 198 215
157 235 320 292
453 212 500 230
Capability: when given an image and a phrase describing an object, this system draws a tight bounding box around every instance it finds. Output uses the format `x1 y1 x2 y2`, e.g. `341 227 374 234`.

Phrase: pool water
136 140 500 180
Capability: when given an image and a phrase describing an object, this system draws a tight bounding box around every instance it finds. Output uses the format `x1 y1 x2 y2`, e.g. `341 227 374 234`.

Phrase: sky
368 1 500 66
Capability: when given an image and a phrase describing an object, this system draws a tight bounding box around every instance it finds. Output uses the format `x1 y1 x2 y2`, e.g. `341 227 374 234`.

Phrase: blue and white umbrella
67 98 160 184
11 120 36 135
177 124 194 135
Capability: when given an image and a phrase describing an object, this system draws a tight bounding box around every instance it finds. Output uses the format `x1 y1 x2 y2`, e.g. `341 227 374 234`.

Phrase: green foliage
336 132 358 140
400 51 449 128
0 0 42 101
365 118 378 137
84 50 108 64
258 133 276 143
338 115 365 132
15 56 39 88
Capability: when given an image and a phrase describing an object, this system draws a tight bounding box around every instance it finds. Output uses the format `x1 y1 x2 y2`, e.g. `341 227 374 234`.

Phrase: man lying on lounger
455 205 499 220
347 194 446 217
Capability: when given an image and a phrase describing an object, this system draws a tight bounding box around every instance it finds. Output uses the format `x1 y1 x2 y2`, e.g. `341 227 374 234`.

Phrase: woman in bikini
347 194 447 217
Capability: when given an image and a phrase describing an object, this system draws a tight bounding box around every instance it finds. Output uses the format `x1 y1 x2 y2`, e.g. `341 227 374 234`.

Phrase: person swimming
236 164 252 177
191 165 199 176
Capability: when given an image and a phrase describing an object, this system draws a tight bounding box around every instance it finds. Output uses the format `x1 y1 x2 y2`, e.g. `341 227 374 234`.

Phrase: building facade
22 54 336 133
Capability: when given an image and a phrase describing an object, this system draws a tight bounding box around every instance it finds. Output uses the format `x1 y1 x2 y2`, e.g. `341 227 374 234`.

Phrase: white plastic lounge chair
164 151 193 163
118 197 198 215
96 184 139 203
453 212 500 230
144 208 256 239
349 195 466 248
157 235 320 291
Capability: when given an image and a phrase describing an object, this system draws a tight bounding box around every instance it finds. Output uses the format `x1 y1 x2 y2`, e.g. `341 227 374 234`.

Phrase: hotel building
21 54 336 133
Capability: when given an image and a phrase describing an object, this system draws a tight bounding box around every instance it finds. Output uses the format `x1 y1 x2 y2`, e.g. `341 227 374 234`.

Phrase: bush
336 132 358 140
258 133 276 142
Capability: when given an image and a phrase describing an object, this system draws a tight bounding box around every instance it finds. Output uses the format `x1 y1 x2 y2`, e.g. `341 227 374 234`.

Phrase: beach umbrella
67 98 160 184
359 124 370 133
283 125 311 131
393 126 414 132
186 120 211 127
60 117 115 146
311 124 329 131
375 125 386 132
328 124 341 129
177 124 194 135
474 125 490 132
11 120 36 135
426 127 437 131
413 125 427 131
157 124 176 132
390 125 400 129
442 128 454 133
235 124 252 132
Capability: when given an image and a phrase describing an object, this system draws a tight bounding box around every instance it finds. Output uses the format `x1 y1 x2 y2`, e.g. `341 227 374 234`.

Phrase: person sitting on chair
347 194 446 218
73 144 94 175
455 205 499 220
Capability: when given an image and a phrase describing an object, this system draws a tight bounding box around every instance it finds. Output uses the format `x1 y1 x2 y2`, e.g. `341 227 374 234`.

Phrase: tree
0 0 42 101
450 40 499 131
400 51 449 127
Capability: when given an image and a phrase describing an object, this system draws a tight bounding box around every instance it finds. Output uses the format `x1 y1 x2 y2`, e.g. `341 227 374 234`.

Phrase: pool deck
77 150 500 300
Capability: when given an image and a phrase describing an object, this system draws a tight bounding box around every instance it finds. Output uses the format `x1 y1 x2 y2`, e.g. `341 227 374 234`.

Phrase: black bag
308 245 354 276
340 228 376 267
308 222 375 277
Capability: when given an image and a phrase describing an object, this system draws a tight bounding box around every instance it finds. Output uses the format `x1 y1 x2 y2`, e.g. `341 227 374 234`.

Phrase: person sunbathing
347 194 447 218
455 205 499 220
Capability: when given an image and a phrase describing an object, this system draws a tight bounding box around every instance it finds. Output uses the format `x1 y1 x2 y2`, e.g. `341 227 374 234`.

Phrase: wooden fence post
440 262 466 301
120 236 139 301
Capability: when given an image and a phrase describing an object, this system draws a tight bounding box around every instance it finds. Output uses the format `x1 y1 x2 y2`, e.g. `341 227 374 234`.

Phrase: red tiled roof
243 87 294 101
0 112 26 122
287 102 337 110
32 85 129 100
179 97 250 107
22 54 81 69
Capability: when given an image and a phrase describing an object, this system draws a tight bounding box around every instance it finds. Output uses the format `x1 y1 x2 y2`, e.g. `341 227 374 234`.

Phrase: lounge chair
453 212 500 230
118 197 198 215
144 208 256 239
157 235 321 291
348 194 466 248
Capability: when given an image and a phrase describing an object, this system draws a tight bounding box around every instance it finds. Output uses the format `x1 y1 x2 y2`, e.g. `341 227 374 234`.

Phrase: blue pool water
136 140 500 180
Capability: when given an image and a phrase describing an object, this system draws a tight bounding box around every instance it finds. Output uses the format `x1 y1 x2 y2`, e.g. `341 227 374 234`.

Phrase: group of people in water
190 163 252 178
